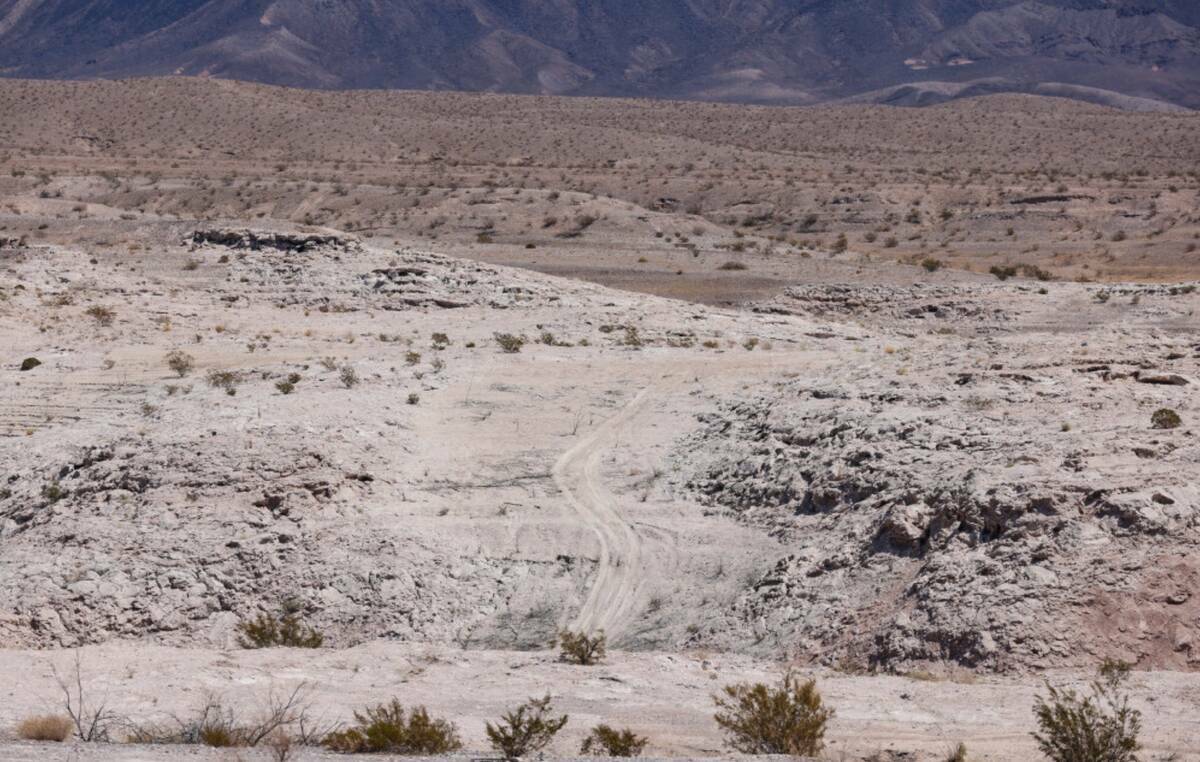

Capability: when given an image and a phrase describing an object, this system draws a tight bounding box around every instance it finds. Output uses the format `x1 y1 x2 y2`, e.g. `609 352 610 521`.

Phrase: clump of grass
556 630 606 666
238 601 323 649
16 715 73 742
323 700 462 754
339 366 359 388
713 672 833 756
580 725 647 757
486 696 568 759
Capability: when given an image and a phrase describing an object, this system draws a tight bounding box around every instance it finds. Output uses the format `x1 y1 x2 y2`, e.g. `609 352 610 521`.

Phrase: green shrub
1032 666 1141 762
20 357 41 371
323 700 462 754
238 602 323 649
557 630 606 666
921 257 944 272
713 672 832 756
485 696 567 759
1152 408 1182 430
580 725 647 757
494 333 526 353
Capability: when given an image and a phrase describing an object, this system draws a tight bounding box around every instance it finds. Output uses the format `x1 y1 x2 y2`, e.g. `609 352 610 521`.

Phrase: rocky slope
0 0 1198 108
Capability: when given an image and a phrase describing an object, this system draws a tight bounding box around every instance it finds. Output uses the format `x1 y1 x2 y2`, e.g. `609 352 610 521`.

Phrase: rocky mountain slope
0 0 1198 108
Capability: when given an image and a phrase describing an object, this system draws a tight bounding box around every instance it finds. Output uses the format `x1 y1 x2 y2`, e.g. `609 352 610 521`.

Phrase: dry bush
54 652 116 742
238 601 323 649
206 369 241 394
1032 666 1141 762
717 261 748 271
945 742 970 761
339 366 359 388
494 333 526 353
580 724 647 757
85 305 115 326
322 700 462 754
713 672 833 756
126 686 311 748
485 695 568 759
556 630 606 666
16 715 73 742
165 350 195 377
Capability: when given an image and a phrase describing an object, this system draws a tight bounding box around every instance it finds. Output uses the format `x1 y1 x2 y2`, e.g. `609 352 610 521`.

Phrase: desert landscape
0 76 1198 760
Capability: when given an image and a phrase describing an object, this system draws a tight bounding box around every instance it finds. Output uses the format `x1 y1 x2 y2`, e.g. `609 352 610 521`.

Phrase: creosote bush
16 715 74 742
557 630 606 666
580 724 647 757
323 700 462 754
485 695 568 759
165 350 195 377
1152 408 1182 430
238 601 324 649
494 333 526 353
713 672 833 756
1032 662 1141 762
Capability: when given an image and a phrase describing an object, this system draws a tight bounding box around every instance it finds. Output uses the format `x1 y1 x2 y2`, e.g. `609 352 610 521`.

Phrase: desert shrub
16 715 73 742
127 687 311 748
431 332 450 349
407 393 420 405
320 357 339 371
1152 408 1182 430
323 700 462 754
405 351 421 365
945 742 969 761
165 350 195 377
494 333 526 353
580 725 647 757
20 357 41 371
485 696 568 759
718 261 748 271
206 370 241 394
989 265 1018 281
275 380 295 395
713 672 833 756
238 601 323 649
339 366 359 388
1032 665 1141 762
921 257 944 272
557 630 606 665
85 305 115 326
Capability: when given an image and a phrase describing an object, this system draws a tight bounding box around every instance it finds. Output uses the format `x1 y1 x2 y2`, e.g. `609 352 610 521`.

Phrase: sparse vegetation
16 715 74 742
580 725 648 757
238 600 324 649
494 333 526 353
339 366 359 388
713 672 833 756
1032 663 1141 762
486 696 568 759
323 700 463 754
1152 408 1182 430
556 630 606 665
85 305 115 326
165 350 195 377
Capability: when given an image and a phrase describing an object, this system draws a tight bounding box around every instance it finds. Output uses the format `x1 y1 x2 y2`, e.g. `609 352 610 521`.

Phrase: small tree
557 630 606 666
1032 665 1141 762
580 724 647 757
713 672 832 756
323 700 462 754
485 696 568 759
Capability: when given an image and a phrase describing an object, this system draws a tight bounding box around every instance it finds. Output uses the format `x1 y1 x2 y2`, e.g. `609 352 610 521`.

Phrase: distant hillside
0 0 1197 109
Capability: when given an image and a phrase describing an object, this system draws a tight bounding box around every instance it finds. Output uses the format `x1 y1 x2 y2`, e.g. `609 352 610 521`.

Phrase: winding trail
553 386 668 639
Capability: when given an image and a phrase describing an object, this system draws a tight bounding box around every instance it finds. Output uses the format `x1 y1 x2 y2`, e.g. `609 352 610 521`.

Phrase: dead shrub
580 724 647 757
125 686 311 748
322 700 462 754
16 715 73 742
713 672 833 756
85 305 115 326
165 350 195 377
485 695 568 759
556 630 606 666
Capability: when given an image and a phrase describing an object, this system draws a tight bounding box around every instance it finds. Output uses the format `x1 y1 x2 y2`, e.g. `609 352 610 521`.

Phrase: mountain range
1 0 1198 109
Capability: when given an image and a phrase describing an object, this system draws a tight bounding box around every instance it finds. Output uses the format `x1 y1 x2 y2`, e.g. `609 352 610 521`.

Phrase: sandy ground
1 644 1198 760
